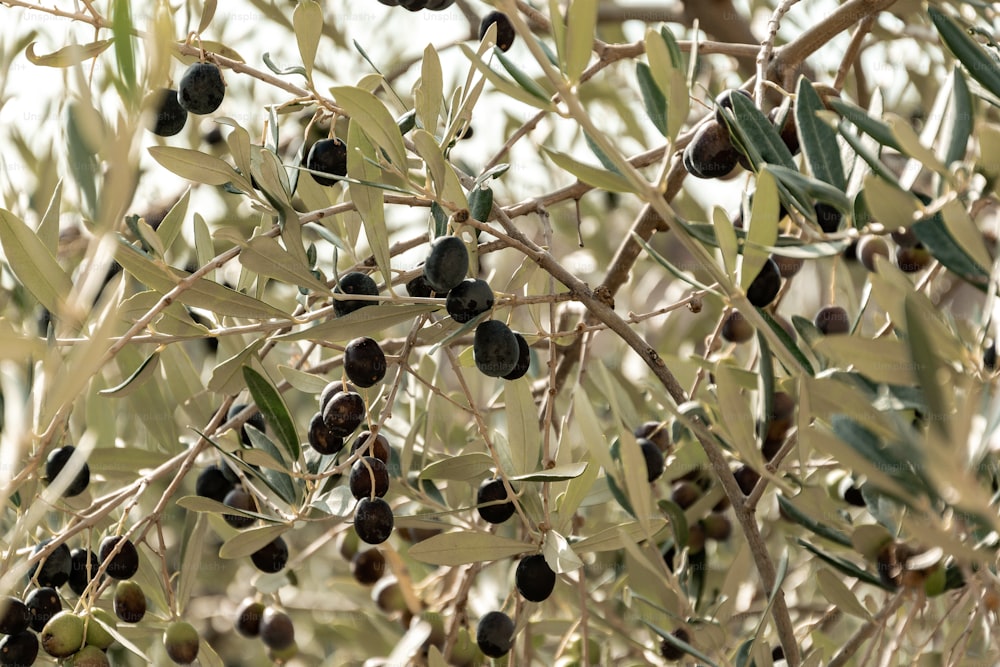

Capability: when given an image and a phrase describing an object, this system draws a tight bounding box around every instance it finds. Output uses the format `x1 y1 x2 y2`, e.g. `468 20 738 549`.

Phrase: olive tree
0 0 998 665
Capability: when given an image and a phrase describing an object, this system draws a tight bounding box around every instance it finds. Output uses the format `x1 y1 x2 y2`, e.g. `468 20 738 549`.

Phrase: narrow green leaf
541 147 635 193
0 209 74 315
724 92 796 170
197 0 217 33
814 337 917 386
742 169 779 290
582 131 622 175
504 380 542 476
292 0 322 81
939 198 993 275
111 0 137 105
411 129 469 210
36 181 62 254
635 62 666 136
208 340 264 394
245 426 299 504
494 49 553 103
910 220 988 289
798 539 891 590
828 98 903 152
459 44 555 110
153 189 190 254
861 173 920 230
547 0 566 72
929 7 1000 102
277 304 438 342
218 524 289 559
712 206 737 281
25 40 113 67
509 462 588 482
115 243 289 319
99 351 160 397
775 495 851 547
945 67 973 165
416 44 442 132
542 530 583 573
148 146 243 187
66 102 99 217
240 235 330 293
656 499 689 550
406 531 533 566
348 121 393 288
243 366 300 461
796 78 845 190
330 86 407 169
419 453 494 482
565 0 597 82
572 520 668 553
903 295 951 439
176 513 207 613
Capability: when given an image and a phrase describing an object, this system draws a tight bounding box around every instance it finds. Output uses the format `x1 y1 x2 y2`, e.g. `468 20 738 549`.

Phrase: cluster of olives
410 235 531 380
147 61 227 137
233 599 297 661
195 406 291 575
0 531 152 666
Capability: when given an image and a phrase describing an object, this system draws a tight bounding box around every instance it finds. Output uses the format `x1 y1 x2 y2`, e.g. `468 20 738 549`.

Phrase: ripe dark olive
479 11 516 52
98 536 139 581
502 332 531 381
195 465 235 503
768 106 800 155
113 581 146 624
24 588 61 632
333 272 379 317
734 465 760 495
896 245 932 272
476 478 515 524
639 438 665 482
423 236 469 294
67 548 100 597
350 456 390 500
682 120 740 179
891 227 919 248
985 342 997 371
29 541 72 589
714 89 752 127
857 236 890 272
515 554 556 603
474 320 520 378
343 337 387 388
815 202 842 233
234 599 265 637
813 305 850 335
660 627 690 661
259 608 295 651
222 487 257 528
250 536 289 573
164 620 200 664
721 309 754 344
634 421 671 452
702 514 732 541
446 279 494 323
876 541 904 589
352 431 391 464
45 445 90 497
405 273 441 298
670 481 700 509
147 88 187 137
773 253 804 278
227 403 265 446
351 549 386 585
0 597 30 635
476 610 515 658
177 62 225 115
319 381 353 412
305 138 348 186
323 391 366 438
746 257 782 308
354 497 394 545
842 482 866 507
0 630 38 666
308 412 344 455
